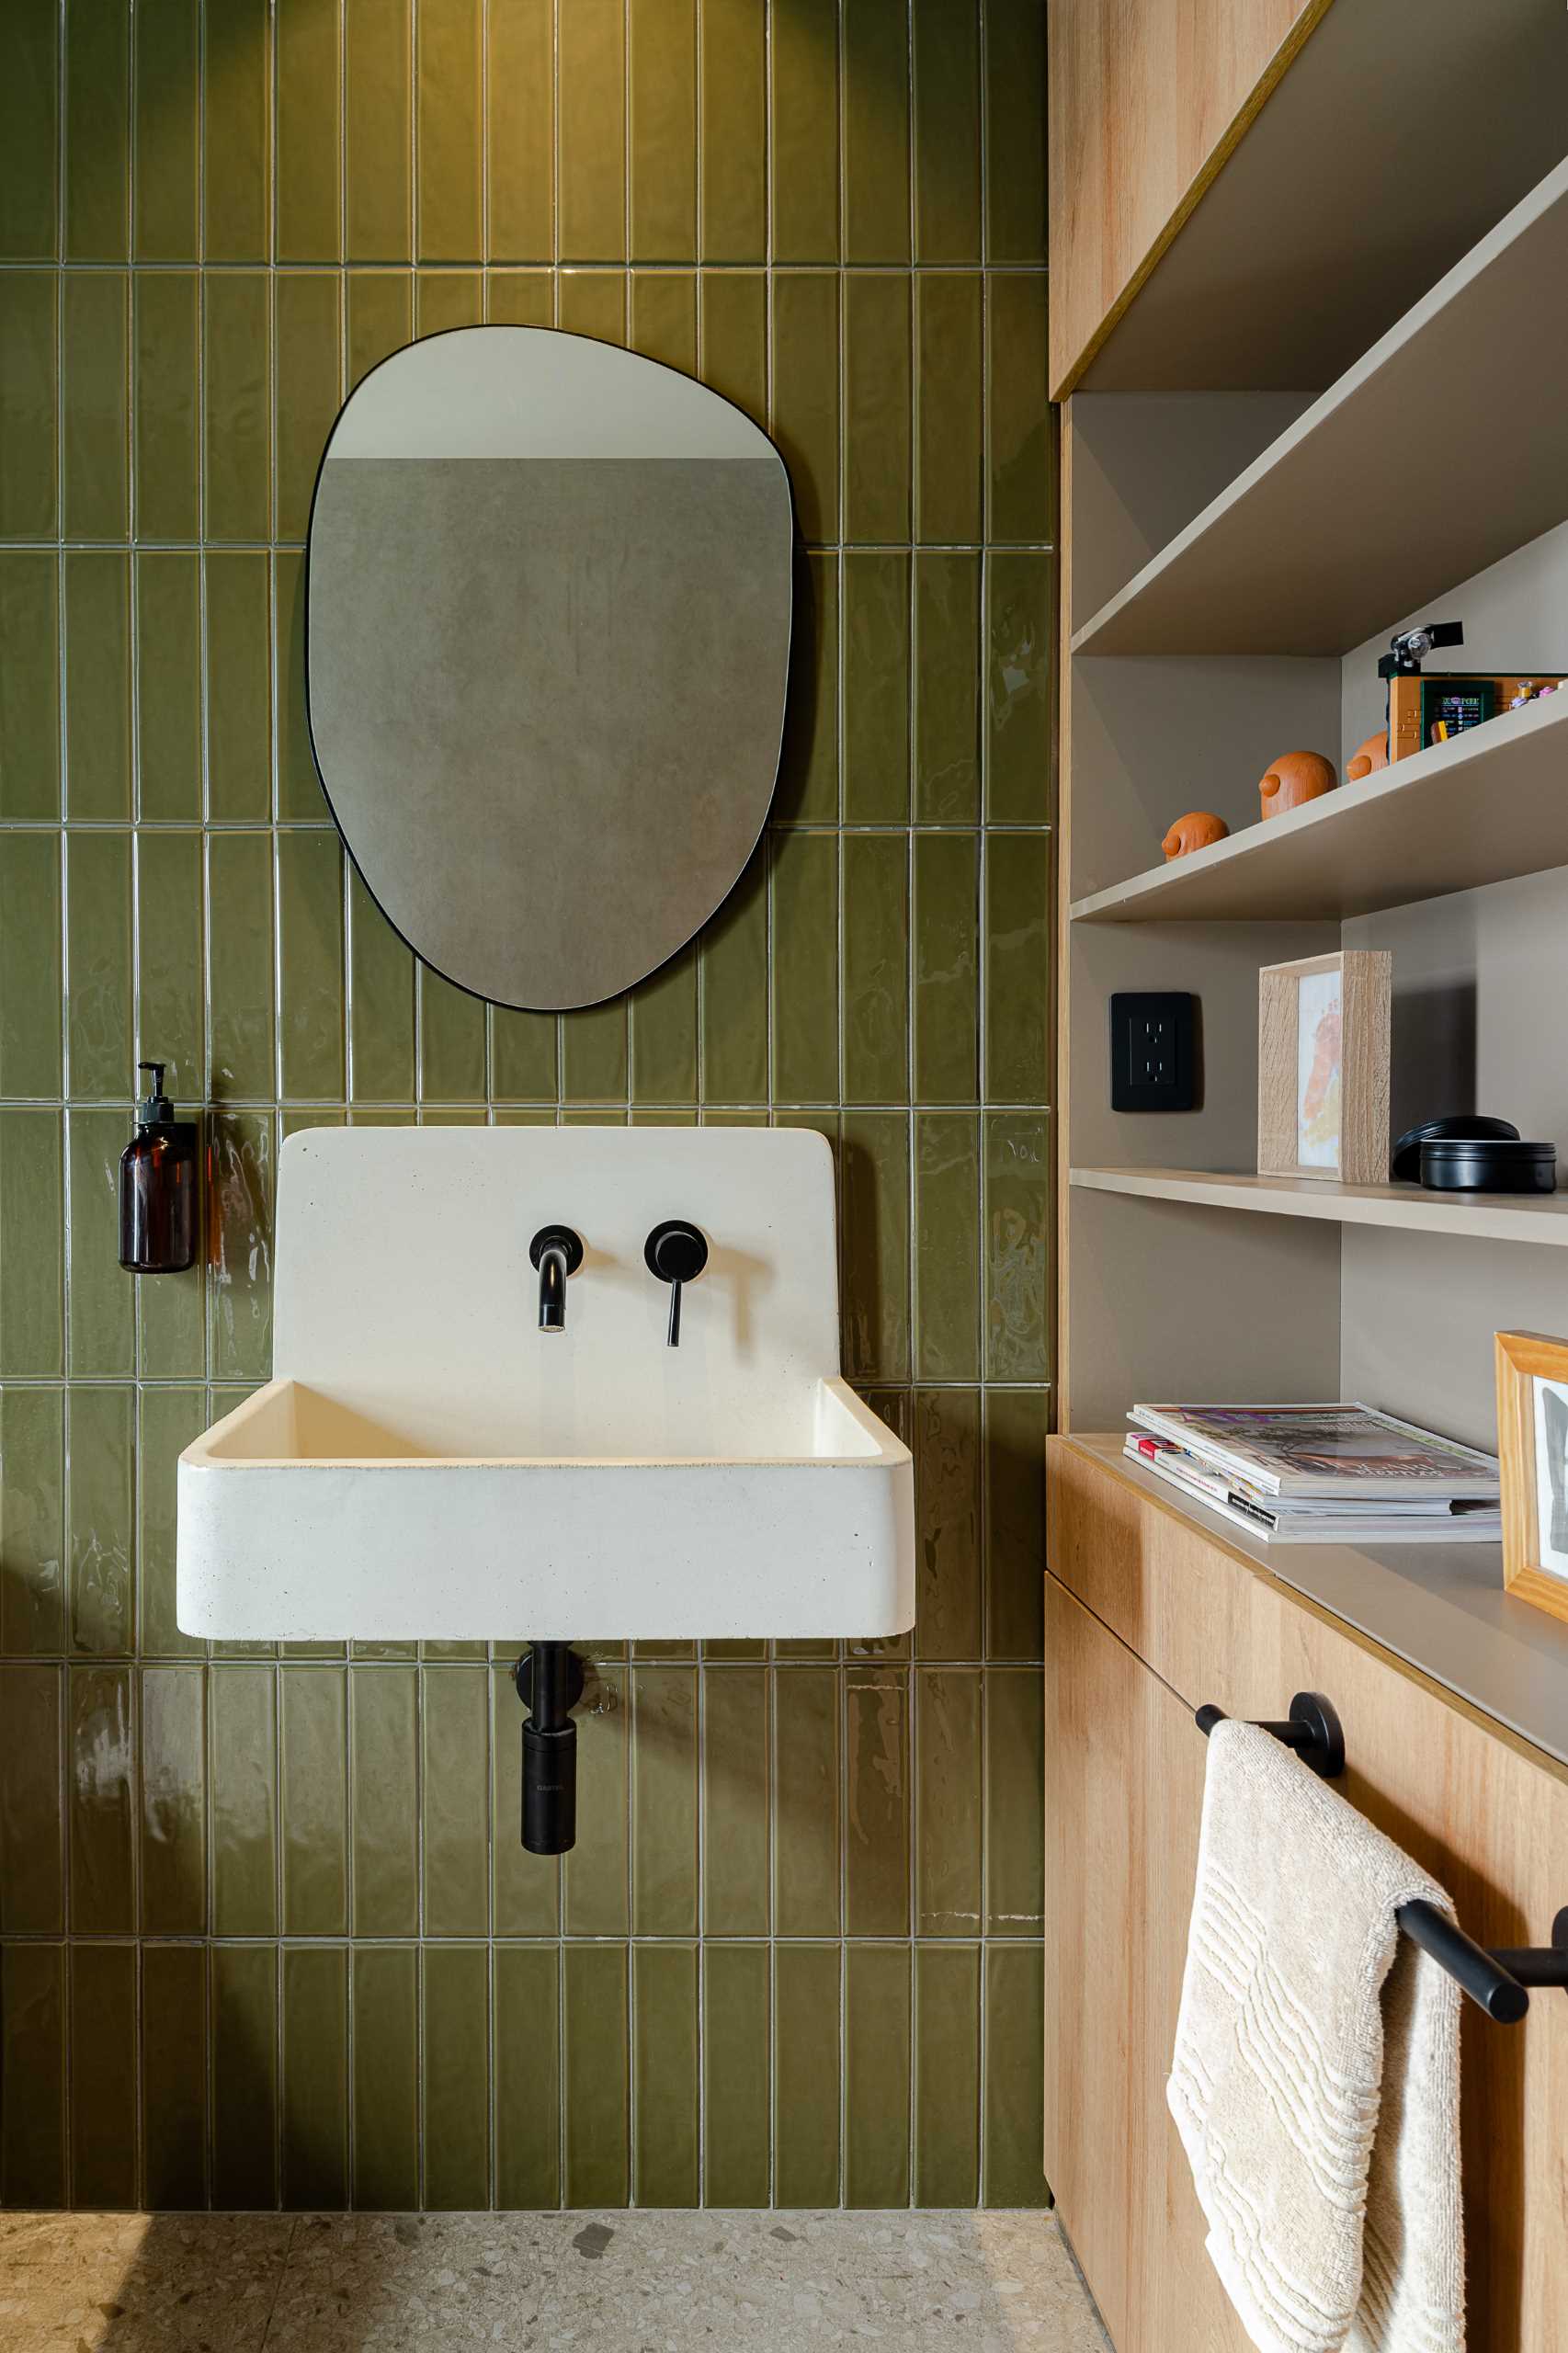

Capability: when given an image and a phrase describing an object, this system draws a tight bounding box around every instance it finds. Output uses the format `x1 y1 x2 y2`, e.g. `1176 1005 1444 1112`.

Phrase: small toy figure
1346 730 1388 782
1162 811 1230 860
1258 750 1336 819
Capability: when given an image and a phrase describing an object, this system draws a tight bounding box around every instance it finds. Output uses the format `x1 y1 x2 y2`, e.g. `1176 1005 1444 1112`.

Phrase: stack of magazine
1124 1402 1502 1545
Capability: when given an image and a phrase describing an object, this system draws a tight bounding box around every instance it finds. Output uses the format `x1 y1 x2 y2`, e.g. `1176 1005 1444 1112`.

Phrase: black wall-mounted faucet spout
644 1220 709 1346
528 1225 584 1331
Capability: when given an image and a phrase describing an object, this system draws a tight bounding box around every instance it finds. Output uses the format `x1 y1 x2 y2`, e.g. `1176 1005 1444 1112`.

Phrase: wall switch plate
1109 992 1197 1112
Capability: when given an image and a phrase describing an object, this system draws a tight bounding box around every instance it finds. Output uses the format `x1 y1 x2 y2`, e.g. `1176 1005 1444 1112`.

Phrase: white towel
1167 1720 1464 2353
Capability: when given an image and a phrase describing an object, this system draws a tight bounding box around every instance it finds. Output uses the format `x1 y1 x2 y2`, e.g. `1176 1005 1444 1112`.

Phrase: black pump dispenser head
138 1061 174 1123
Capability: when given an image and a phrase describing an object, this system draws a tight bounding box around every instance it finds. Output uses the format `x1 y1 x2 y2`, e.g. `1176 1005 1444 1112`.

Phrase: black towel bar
1195 1692 1568 2023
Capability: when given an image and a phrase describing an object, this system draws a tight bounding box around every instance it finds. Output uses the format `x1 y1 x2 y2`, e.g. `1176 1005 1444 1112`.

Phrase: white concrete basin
176 1127 915 1642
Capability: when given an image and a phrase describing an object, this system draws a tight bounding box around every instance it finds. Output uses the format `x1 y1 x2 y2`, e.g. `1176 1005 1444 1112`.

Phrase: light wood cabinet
1046 1435 1568 2352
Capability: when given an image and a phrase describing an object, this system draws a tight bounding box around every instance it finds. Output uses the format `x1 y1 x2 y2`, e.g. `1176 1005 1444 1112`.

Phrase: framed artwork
1256 949 1391 1185
1495 1329 1568 1624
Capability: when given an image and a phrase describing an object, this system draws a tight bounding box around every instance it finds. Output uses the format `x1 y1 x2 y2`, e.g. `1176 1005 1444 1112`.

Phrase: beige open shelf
1070 1165 1568 1247
1069 691 1568 924
1071 156 1568 656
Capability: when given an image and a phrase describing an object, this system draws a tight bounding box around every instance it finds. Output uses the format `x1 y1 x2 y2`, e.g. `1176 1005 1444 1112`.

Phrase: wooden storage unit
1046 1437 1568 2353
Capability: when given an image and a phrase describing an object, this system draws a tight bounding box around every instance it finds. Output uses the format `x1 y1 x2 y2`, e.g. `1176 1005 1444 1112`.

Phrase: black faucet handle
644 1220 709 1347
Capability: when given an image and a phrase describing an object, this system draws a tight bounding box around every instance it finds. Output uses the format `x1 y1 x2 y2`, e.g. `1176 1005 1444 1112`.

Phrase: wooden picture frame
1495 1329 1568 1626
1257 949 1391 1185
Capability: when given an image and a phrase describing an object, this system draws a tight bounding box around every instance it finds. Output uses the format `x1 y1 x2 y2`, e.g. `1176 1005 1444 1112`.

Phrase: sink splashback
274 1125 840 1457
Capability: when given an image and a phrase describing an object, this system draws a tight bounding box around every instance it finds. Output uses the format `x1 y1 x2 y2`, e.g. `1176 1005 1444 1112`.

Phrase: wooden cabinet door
1045 1572 1254 2353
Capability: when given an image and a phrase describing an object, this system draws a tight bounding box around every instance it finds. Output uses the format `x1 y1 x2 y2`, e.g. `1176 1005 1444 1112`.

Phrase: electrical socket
1109 992 1198 1112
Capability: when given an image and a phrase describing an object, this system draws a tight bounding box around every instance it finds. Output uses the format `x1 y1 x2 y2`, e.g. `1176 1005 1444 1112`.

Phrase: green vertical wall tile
210 1664 278 1935
915 554 982 821
634 1943 700 2208
416 269 485 338
203 273 271 542
492 1006 557 1104
558 268 625 343
774 1942 840 2205
0 1109 63 1375
845 1943 912 2207
983 1944 1049 2204
0 1663 63 1928
0 1945 66 2208
142 1944 208 2209
418 966 488 1102
62 273 129 538
843 1 911 263
136 552 203 820
915 1387 983 1659
988 274 1053 541
276 0 342 261
208 833 276 1097
559 0 627 261
915 1943 982 2203
423 1942 491 2207
915 274 983 544
348 271 415 388
699 0 766 262
348 875 416 1102
841 1109 910 1383
282 1944 349 2209
64 553 131 819
66 1385 134 1652
984 1387 1047 1661
631 948 699 1104
843 835 909 1103
67 1665 134 1927
66 1106 134 1374
278 832 346 1099
984 1109 1049 1381
772 1665 839 1935
631 1665 699 1934
913 0 983 264
843 552 911 822
65 862 132 1104
631 271 697 373
211 1942 278 2208
69 1946 136 2208
845 276 912 544
416 0 483 262
845 1665 909 1935
0 274 57 538
351 1945 420 2210
770 0 839 262
1 833 62 1096
206 551 273 821
0 554 61 818
345 0 412 262
699 269 766 423
422 1665 491 1936
64 1 128 262
132 0 198 259
983 832 1050 1100
915 1667 983 1934
488 0 552 263
699 847 767 1104
487 270 556 326
776 554 838 823
771 831 838 1103
495 1944 562 2208
204 0 271 261
275 273 343 540
915 1115 982 1380
134 274 199 540
563 1941 631 2206
700 1665 769 1935
631 0 697 263
351 1665 421 1934
983 0 1048 265
985 1667 1045 1933
0 1389 64 1657
140 1663 206 1933
564 1668 630 1936
986 551 1054 822
561 1001 629 1104
700 1944 768 2205
135 830 205 1099
275 549 325 818
281 1666 349 1935
770 274 839 542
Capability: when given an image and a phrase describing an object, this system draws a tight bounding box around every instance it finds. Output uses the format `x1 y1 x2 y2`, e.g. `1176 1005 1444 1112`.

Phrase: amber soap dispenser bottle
119 1063 198 1274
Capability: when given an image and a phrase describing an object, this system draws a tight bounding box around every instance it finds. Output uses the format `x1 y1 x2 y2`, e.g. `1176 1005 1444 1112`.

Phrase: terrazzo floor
0 2208 1111 2351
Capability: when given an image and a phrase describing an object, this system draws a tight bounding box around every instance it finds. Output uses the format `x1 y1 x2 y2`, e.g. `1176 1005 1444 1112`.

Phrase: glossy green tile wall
0 0 1051 2211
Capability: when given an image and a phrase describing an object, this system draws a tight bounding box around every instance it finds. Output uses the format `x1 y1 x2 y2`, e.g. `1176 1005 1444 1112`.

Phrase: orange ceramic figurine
1162 811 1230 860
1258 750 1336 819
1346 729 1389 781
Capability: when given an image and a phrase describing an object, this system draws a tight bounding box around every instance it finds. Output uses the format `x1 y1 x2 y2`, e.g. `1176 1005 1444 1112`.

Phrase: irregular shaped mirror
306 326 792 1010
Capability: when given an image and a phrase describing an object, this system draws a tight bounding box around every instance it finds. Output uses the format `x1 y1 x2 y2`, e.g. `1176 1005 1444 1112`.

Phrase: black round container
1391 1115 1518 1183
1418 1137 1556 1193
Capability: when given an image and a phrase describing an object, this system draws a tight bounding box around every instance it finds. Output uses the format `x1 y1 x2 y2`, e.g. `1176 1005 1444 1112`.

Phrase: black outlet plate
1110 992 1197 1112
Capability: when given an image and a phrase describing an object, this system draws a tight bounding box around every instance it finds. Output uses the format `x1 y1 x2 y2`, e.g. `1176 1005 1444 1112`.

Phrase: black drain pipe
513 1643 585 1854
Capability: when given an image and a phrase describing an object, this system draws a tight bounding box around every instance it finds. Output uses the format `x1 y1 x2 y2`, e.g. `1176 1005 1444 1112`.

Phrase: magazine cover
1127 1403 1500 1497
